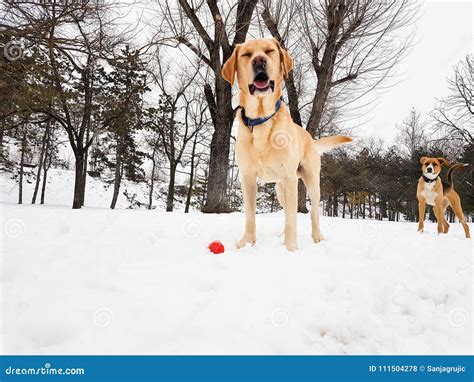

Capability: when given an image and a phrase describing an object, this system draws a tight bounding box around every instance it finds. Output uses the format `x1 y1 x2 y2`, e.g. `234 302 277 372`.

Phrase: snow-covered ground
1 201 472 354
0 169 169 210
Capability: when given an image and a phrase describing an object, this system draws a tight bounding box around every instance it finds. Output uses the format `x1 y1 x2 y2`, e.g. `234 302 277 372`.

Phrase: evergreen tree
99 46 149 209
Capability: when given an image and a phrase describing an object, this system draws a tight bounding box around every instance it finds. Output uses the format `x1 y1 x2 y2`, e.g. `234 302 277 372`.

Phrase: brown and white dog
221 38 351 251
417 157 470 238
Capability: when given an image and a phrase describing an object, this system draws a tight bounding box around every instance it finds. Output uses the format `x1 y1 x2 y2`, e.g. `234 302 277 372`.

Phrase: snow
0 169 166 210
1 200 472 355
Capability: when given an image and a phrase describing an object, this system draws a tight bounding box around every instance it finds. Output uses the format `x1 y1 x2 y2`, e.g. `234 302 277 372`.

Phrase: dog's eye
241 52 251 58
265 49 275 54
433 163 438 166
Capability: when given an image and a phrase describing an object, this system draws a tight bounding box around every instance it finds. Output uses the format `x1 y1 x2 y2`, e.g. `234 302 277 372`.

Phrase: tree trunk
32 122 48 204
298 78 329 211
202 79 233 213
18 131 26 205
201 169 208 209
380 196 387 220
332 190 338 217
72 153 85 209
0 121 5 162
81 123 90 207
298 180 309 213
110 149 122 210
148 145 157 210
351 192 355 219
40 164 48 204
40 125 51 205
166 163 176 212
342 193 347 218
185 136 197 213
368 194 372 219
356 196 359 219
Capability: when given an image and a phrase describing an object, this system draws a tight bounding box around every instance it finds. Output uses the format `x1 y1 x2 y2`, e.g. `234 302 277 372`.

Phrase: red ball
208 240 225 254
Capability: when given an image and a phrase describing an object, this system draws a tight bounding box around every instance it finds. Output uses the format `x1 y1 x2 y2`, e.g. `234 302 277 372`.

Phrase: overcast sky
360 0 472 143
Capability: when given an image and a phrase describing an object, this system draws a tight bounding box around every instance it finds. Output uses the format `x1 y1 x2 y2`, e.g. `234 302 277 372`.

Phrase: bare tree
430 54 473 148
259 0 418 211
2 0 131 208
146 54 205 212
157 0 258 213
395 107 426 159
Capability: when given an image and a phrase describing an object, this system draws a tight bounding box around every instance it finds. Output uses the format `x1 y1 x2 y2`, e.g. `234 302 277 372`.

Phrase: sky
361 0 473 143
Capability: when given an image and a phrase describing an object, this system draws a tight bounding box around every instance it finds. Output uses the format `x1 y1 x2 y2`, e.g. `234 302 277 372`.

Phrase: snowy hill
1 198 472 354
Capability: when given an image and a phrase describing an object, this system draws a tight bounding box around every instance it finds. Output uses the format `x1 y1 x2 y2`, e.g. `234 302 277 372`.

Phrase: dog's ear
437 157 450 167
221 45 240 86
273 38 293 78
420 157 428 164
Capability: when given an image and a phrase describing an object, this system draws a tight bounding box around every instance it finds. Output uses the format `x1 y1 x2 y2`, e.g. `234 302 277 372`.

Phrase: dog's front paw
312 234 325 243
284 240 298 252
236 235 256 249
311 233 324 243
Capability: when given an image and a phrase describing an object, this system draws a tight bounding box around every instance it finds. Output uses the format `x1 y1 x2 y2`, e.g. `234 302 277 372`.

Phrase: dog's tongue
254 79 269 89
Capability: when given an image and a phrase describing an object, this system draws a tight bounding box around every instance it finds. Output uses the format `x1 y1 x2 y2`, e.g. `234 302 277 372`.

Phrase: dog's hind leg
433 200 445 235
275 182 286 237
442 199 450 233
448 192 471 238
301 166 324 243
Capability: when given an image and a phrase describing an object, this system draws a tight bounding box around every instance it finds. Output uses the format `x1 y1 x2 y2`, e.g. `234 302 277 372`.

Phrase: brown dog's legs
417 200 426 232
442 216 450 233
433 199 445 235
441 202 450 234
448 192 471 238
282 177 298 251
237 174 257 248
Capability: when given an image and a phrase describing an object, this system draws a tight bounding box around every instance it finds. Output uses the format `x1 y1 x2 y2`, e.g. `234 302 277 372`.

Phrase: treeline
0 1 472 222
319 142 473 222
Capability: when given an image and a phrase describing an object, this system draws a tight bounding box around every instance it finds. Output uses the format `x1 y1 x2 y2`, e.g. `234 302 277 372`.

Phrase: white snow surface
0 169 161 209
1 202 472 355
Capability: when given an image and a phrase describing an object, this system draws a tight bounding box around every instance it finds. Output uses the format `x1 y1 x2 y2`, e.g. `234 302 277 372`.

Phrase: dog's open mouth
249 73 274 95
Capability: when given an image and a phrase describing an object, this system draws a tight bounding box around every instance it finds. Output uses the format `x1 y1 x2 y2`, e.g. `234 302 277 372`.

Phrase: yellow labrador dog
222 38 351 251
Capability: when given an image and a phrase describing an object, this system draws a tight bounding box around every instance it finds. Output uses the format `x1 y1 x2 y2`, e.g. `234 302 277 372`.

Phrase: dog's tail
314 135 352 154
446 163 469 187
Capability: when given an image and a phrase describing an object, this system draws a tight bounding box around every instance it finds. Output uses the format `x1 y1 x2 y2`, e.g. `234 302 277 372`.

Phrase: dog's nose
427 167 432 173
252 55 267 70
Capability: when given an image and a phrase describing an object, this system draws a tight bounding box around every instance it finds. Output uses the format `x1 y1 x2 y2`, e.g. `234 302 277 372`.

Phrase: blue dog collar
240 98 282 132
